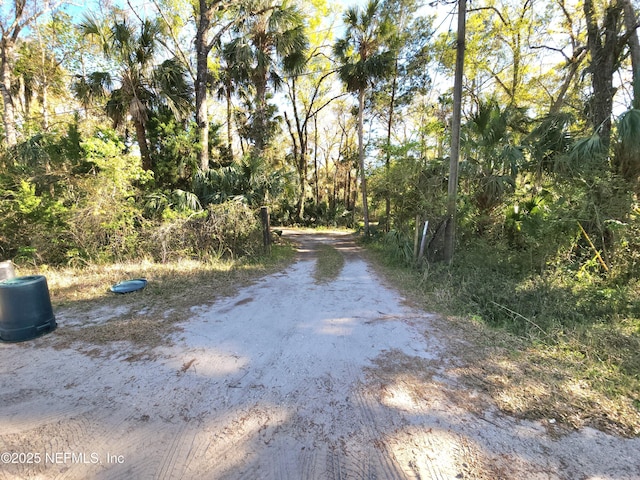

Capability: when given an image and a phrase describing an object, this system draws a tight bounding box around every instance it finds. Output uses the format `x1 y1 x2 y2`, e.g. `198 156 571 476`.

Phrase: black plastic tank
0 275 57 342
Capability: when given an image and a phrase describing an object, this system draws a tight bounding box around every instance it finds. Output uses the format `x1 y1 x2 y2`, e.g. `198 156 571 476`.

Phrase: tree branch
150 0 195 80
468 6 508 27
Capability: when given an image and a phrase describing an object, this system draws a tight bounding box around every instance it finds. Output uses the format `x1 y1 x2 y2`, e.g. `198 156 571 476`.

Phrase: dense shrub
371 234 639 337
0 177 72 264
64 131 151 263
141 201 262 262
0 125 271 266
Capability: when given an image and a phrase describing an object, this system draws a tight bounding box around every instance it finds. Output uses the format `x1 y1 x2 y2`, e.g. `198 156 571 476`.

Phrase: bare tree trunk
195 0 214 171
302 125 308 219
0 0 57 147
225 83 234 160
549 47 587 115
254 76 268 155
39 32 49 131
385 57 398 232
288 77 312 222
314 115 319 206
357 87 370 236
345 168 351 210
0 40 18 147
193 0 269 168
584 0 623 150
337 130 345 208
134 120 152 171
622 0 640 108
336 157 339 209
284 111 305 221
41 82 49 130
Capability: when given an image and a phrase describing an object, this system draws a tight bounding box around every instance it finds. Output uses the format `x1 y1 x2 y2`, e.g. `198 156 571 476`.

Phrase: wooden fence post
261 206 271 255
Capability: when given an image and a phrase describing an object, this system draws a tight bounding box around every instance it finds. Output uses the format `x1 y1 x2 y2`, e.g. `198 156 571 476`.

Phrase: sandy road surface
1 230 639 479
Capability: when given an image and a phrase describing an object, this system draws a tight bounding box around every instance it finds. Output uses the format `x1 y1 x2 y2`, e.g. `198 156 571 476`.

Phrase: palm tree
463 99 525 217
73 15 191 171
333 0 393 236
215 41 250 163
225 0 308 156
192 155 287 206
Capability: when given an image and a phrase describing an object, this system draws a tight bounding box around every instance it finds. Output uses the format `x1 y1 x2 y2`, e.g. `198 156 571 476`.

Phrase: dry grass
313 243 345 284
16 244 296 358
441 316 640 437
362 245 640 438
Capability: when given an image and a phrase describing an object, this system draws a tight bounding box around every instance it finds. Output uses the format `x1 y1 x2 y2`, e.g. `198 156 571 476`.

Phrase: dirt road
1 230 639 479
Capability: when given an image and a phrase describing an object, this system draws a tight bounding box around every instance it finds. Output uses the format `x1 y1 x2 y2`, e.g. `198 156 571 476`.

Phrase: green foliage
606 210 640 282
614 109 640 185
74 13 192 171
68 130 151 262
382 229 414 265
333 0 394 94
146 108 199 189
461 100 526 217
225 0 309 153
143 189 202 220
369 142 447 229
367 97 640 409
0 130 83 264
284 198 354 228
193 155 289 207
504 195 552 250
141 201 262 262
0 176 70 264
566 134 608 176
0 121 275 267
524 112 575 176
373 235 637 338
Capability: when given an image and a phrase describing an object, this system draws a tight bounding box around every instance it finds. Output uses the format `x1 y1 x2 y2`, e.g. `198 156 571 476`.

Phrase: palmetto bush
192 155 288 208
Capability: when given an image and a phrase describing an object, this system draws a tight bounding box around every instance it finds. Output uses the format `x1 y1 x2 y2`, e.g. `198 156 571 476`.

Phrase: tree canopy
0 0 639 268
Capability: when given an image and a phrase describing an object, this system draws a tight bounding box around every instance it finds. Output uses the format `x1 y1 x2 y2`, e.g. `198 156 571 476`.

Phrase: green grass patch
313 243 345 284
364 238 640 437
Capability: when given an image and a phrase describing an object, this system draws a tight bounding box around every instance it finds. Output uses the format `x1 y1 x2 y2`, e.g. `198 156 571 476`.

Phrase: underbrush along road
0 230 639 479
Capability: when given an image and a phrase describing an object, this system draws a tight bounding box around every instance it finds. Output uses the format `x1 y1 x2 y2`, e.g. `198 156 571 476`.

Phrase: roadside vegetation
1 0 639 438
366 236 640 437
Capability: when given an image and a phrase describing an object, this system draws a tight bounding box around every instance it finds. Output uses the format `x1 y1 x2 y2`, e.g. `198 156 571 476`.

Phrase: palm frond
333 0 392 93
79 14 110 55
144 191 169 216
343 8 360 29
72 71 113 106
277 24 308 67
105 89 129 127
614 108 640 181
617 108 640 150
170 189 202 211
153 58 192 120
7 134 51 169
111 20 134 58
570 134 606 163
